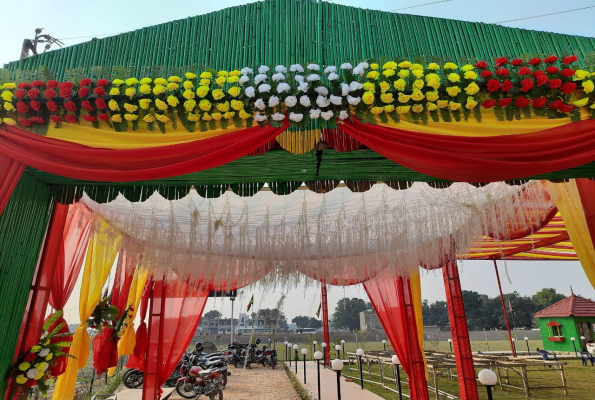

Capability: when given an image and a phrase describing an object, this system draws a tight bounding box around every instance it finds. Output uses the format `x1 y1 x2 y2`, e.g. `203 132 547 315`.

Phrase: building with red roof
535 292 595 352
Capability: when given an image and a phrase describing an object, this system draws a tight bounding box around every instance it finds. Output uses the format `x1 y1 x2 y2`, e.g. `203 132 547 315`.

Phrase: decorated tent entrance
2 0 595 399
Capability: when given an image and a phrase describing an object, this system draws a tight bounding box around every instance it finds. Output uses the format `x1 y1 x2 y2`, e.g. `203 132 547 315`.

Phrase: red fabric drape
321 285 330 367
363 271 429 400
47 203 93 376
0 155 25 215
442 262 478 400
92 246 137 374
143 278 209 400
126 278 152 371
6 204 69 400
341 118 595 182
575 178 595 241
0 123 288 183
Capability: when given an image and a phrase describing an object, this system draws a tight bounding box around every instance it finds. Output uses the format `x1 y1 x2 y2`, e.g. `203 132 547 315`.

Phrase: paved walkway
288 361 384 400
169 363 301 400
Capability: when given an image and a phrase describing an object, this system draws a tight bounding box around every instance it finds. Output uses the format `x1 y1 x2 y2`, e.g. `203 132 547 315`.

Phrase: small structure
535 293 595 352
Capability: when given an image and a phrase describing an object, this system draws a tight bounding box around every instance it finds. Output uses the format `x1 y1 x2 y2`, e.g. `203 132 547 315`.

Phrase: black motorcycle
262 345 277 369
122 360 182 389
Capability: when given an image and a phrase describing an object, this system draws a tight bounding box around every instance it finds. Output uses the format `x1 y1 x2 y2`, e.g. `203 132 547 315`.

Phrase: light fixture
301 348 308 383
355 349 365 390
523 337 530 355
392 355 402 400
447 338 453 352
314 351 323 399
382 339 387 351
293 344 299 373
478 369 498 400
331 359 344 400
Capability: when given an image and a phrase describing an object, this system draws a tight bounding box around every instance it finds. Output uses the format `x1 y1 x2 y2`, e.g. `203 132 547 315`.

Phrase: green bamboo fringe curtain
0 174 53 396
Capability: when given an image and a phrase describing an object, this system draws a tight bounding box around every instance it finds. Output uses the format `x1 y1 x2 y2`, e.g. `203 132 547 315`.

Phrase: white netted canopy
81 180 553 288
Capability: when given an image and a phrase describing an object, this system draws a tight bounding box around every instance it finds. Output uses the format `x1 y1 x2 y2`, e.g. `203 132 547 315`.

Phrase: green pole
317 0 323 65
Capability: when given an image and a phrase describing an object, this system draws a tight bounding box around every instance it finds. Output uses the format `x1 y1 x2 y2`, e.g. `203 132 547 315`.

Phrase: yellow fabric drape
409 270 429 378
46 123 242 149
117 268 149 355
107 268 149 376
546 180 595 289
52 220 122 400
378 109 588 137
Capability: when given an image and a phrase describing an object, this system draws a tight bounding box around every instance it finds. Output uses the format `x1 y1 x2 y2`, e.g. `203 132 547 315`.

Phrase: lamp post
230 293 236 344
382 339 387 352
284 341 288 362
331 359 344 400
581 336 586 352
288 343 293 366
571 337 578 356
524 337 530 355
335 344 342 359
313 340 317 360
478 369 498 400
512 337 517 355
341 339 345 358
356 349 365 390
392 355 402 400
447 338 453 352
314 351 323 400
301 348 308 383
293 344 299 373
322 342 327 366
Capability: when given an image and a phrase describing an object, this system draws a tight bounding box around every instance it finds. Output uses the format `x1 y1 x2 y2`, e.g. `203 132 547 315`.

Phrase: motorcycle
262 345 277 369
176 365 225 400
122 359 183 389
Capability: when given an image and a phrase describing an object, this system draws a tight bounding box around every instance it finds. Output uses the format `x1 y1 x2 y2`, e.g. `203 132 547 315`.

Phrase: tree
331 298 368 331
259 308 289 331
292 316 322 329
203 310 221 319
533 288 565 311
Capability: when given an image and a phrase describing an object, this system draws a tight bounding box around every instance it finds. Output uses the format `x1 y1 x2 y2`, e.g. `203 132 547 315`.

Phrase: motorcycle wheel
233 358 239 368
271 360 276 369
165 370 181 387
222 373 228 387
208 390 223 400
123 369 143 389
175 380 199 399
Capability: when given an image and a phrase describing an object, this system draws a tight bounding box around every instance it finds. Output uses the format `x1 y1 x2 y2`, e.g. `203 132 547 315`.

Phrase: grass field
271 340 595 400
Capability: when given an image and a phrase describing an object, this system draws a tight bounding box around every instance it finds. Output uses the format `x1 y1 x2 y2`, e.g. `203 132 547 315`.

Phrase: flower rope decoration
7 311 74 396
0 55 594 133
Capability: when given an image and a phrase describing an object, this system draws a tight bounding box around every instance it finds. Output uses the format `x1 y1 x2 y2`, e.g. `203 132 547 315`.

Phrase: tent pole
493 260 516 357
442 261 479 400
321 284 330 366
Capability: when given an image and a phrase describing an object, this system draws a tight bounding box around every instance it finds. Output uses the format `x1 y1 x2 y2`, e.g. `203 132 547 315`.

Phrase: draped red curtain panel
340 119 595 182
126 278 152 371
92 246 136 375
2 120 595 216
142 278 209 400
363 271 429 400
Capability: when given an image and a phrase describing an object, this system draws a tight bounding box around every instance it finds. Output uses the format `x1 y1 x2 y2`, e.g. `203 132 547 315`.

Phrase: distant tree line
422 288 566 330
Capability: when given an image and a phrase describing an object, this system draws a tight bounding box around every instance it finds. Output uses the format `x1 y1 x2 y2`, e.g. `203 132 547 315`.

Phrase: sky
5 0 594 324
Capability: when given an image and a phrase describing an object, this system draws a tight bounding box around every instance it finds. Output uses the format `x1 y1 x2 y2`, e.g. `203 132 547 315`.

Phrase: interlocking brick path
169 363 302 400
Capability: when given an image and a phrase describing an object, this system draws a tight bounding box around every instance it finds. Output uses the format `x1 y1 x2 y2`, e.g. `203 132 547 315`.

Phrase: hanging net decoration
81 181 553 288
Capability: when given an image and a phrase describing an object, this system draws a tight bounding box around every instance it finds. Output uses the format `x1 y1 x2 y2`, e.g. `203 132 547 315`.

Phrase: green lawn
270 340 595 400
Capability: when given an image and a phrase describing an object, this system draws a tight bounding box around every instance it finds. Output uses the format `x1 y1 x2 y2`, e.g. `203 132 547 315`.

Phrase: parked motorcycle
261 345 277 369
122 359 183 389
176 365 225 400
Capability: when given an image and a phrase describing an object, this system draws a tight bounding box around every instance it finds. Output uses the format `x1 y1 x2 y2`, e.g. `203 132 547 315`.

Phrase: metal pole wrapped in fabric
0 173 53 397
0 155 25 217
321 284 331 367
442 262 479 400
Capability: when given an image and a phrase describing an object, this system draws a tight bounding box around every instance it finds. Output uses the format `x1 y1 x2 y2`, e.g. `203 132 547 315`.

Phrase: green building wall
537 316 595 352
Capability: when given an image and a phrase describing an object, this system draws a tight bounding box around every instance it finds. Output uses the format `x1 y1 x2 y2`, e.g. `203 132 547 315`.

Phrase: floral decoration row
0 54 594 133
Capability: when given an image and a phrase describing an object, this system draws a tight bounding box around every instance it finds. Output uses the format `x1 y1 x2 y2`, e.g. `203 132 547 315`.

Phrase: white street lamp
301 348 308 383
331 359 344 400
355 349 365 390
392 355 402 400
478 369 498 400
314 351 323 399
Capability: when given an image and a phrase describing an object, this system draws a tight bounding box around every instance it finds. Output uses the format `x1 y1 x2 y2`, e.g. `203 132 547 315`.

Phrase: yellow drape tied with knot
410 269 428 379
546 180 595 289
106 268 149 376
52 219 122 400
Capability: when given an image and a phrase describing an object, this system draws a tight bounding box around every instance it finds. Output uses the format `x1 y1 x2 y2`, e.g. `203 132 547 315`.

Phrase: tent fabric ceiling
81 181 559 286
